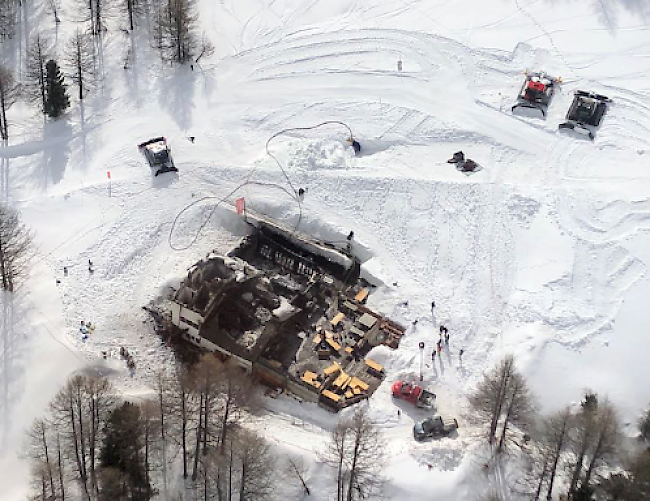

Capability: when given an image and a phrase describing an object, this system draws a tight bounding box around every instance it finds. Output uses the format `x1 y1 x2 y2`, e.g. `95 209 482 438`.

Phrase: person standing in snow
436 340 442 355
431 300 435 310
445 332 450 345
459 349 464 363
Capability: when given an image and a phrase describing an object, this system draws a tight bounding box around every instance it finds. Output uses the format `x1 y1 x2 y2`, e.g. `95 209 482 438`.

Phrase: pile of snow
286 139 354 172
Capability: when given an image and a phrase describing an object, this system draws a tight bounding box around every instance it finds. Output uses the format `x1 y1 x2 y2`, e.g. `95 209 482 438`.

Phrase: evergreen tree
44 59 69 118
100 402 153 501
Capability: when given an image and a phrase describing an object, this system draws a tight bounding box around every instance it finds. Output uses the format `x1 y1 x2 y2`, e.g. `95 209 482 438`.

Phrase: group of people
79 320 96 341
430 301 464 365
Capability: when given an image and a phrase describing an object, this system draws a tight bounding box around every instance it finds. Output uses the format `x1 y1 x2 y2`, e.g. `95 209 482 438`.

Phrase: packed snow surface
2 0 650 499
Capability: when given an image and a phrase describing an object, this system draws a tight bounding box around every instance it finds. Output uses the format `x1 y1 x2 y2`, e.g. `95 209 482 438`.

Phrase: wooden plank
321 389 341 402
332 371 349 388
324 362 340 376
364 358 383 372
326 338 341 351
349 376 369 391
331 312 345 326
354 288 369 303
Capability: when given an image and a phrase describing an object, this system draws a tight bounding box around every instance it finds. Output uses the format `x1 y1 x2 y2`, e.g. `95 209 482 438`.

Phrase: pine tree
100 402 153 501
44 59 70 118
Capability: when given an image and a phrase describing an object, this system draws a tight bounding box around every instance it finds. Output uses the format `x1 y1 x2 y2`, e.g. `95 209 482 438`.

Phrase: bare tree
580 400 621 492
26 419 63 501
26 34 52 114
322 406 386 501
0 0 19 40
154 0 201 63
526 408 573 501
154 371 171 495
0 204 33 292
75 0 114 36
496 370 534 453
167 364 197 479
194 32 214 65
139 400 160 493
288 457 310 496
217 360 259 454
0 65 18 141
542 408 572 501
567 394 621 499
122 0 147 31
49 375 114 501
65 29 95 101
200 429 275 501
190 354 222 481
236 430 275 501
45 0 62 24
469 355 534 450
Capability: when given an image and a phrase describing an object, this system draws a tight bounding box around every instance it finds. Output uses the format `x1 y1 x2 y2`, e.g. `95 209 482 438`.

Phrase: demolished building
168 221 405 411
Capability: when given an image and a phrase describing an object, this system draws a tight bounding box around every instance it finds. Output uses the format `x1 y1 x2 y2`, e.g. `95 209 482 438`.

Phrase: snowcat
413 415 459 441
138 137 178 176
511 72 560 117
391 380 436 409
558 90 611 140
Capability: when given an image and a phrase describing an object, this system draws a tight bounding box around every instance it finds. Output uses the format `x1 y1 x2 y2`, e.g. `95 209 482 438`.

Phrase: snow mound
287 140 354 172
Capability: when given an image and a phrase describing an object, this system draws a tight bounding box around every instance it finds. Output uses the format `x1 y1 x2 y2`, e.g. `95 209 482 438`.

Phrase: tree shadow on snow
543 0 650 31
159 66 196 133
38 118 73 188
0 291 28 450
603 0 650 21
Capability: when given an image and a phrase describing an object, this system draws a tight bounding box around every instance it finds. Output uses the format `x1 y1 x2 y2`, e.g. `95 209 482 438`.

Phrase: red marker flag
107 171 111 179
235 197 245 214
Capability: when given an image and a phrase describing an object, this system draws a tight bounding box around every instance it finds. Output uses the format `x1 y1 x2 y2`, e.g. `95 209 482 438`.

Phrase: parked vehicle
391 380 436 409
511 71 560 117
559 90 611 140
413 415 459 441
138 137 178 176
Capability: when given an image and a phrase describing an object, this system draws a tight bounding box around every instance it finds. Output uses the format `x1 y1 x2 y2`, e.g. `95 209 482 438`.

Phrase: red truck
391 380 436 409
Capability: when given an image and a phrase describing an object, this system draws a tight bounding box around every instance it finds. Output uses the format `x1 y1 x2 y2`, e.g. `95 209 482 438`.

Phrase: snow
2 0 650 499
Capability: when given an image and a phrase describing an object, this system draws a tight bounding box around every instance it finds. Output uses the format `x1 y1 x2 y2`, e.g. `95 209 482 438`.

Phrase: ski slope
2 0 650 499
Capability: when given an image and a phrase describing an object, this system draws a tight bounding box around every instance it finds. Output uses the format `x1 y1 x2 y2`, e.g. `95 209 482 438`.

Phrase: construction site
165 219 405 411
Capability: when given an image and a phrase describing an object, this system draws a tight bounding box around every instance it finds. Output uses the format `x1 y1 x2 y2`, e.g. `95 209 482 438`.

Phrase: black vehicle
413 415 459 441
511 72 560 118
559 90 611 140
138 137 178 176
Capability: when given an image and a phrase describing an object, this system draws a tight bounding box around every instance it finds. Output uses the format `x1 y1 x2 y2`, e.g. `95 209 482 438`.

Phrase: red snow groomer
511 71 560 118
391 380 436 409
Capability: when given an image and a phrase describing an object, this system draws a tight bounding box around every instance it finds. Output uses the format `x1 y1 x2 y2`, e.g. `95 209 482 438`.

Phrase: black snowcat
138 137 178 176
559 90 611 140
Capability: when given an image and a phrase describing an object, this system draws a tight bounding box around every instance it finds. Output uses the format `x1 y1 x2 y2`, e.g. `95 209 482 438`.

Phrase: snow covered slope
2 0 650 499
